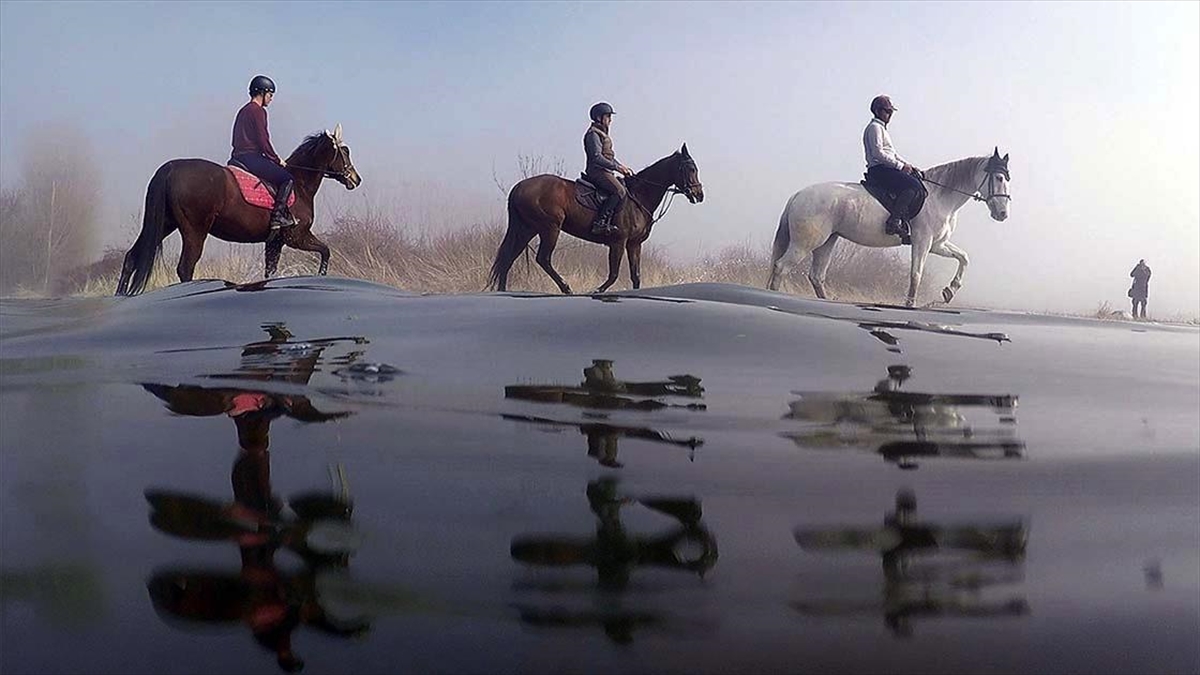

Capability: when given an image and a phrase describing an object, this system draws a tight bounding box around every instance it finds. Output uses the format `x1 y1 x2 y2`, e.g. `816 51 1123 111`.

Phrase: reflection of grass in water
0 355 90 377
0 564 106 627
62 216 912 301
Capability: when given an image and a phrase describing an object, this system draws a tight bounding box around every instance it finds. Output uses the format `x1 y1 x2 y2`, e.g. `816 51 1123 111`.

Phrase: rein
626 162 697 225
921 169 1010 203
286 142 351 180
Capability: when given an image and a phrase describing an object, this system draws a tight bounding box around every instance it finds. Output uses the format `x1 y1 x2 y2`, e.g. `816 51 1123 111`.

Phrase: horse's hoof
905 299 916 308
942 287 955 303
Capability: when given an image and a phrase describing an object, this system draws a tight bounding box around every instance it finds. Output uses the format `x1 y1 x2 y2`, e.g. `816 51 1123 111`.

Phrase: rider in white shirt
863 95 925 240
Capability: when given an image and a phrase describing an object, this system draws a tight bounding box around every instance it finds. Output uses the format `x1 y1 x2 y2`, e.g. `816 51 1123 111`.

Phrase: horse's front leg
929 241 970 303
906 240 933 308
594 244 626 294
289 229 332 276
626 242 642 290
264 235 285 278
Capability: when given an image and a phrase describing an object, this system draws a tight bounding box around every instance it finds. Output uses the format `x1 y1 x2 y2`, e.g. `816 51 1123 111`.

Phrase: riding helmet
249 75 276 96
589 102 615 122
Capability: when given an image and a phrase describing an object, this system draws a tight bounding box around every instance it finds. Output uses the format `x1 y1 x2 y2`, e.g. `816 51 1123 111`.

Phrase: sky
1 1 1197 315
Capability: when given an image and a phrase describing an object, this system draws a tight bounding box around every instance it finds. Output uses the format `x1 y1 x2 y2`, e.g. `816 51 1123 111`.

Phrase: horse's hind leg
177 229 206 283
175 204 215 283
808 234 840 299
534 228 573 295
288 230 332 276
495 227 536 292
769 241 815 295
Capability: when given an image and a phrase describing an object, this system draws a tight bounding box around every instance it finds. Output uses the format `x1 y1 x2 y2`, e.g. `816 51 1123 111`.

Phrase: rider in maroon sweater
231 75 294 230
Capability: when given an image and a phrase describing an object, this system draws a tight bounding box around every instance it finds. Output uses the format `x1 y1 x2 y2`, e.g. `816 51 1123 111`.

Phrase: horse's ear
1002 153 1009 163
681 143 690 157
993 146 1001 159
333 123 343 145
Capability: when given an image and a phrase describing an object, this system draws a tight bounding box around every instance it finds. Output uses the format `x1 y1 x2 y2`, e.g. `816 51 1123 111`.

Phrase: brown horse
489 144 704 294
115 125 362 296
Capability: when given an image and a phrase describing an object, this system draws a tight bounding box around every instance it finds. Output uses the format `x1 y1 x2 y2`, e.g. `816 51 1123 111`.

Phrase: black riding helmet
589 102 615 122
249 75 276 96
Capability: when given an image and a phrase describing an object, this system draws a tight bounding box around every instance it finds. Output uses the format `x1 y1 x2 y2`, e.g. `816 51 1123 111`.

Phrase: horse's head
983 147 1010 221
675 144 704 203
291 124 362 190
324 124 362 190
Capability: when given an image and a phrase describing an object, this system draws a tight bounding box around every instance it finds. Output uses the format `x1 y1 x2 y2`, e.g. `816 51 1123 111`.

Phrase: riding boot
269 180 296 231
592 193 621 235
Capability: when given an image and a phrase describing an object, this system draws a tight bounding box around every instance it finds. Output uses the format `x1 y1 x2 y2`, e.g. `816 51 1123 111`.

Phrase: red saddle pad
228 165 296 210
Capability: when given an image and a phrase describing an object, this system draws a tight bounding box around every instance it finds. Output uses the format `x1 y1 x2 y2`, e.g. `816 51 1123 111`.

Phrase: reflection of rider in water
228 394 305 671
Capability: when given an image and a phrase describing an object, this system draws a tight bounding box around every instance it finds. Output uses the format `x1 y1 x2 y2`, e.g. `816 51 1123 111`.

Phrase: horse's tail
487 196 530 291
119 162 175 296
767 202 791 289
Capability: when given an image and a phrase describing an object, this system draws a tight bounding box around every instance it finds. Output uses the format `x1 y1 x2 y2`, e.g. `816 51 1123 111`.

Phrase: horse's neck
924 157 986 217
289 157 323 204
286 140 330 204
629 156 676 212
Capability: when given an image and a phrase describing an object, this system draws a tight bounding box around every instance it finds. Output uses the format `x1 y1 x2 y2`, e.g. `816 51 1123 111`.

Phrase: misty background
1 1 1196 315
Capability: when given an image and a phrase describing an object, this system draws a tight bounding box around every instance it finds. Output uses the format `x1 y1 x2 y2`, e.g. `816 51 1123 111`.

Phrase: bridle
285 138 353 182
626 156 701 224
921 159 1010 205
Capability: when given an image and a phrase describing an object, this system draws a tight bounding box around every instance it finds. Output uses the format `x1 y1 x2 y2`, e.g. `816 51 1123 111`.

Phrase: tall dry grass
61 207 916 302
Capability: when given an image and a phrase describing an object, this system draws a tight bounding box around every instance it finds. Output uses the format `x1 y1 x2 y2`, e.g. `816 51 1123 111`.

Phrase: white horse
767 148 1011 307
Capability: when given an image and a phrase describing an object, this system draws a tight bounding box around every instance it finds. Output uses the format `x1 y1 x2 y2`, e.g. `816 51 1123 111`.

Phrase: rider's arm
585 131 622 172
249 105 282 164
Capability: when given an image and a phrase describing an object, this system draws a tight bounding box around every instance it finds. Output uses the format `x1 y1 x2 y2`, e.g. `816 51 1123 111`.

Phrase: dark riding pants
232 153 293 191
866 164 925 220
586 169 627 212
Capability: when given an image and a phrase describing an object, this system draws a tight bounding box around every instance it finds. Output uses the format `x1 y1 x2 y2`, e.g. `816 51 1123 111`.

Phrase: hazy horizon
1 1 1197 316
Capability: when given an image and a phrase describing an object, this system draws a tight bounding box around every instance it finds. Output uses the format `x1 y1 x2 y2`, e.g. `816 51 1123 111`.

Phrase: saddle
227 163 296 210
861 174 928 217
574 173 623 212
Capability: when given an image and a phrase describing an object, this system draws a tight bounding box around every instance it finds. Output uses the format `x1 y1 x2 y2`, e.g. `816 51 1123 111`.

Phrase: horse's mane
287 132 333 163
924 156 987 190
628 151 680 183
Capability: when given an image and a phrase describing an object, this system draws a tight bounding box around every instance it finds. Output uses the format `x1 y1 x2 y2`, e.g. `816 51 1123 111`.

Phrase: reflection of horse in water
782 365 1024 469
510 477 718 644
503 359 705 467
793 489 1029 638
146 444 363 672
140 324 375 671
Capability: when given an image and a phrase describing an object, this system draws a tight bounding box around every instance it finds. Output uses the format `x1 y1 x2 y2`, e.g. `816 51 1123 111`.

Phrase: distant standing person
1129 259 1151 319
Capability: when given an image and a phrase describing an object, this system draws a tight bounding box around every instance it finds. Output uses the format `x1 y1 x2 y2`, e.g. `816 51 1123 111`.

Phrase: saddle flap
861 177 896 208
574 175 605 212
227 165 296 210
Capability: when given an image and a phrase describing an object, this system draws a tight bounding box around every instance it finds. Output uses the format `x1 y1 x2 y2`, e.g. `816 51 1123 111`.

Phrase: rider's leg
869 165 916 237
269 179 295 230
588 171 626 235
236 154 295 231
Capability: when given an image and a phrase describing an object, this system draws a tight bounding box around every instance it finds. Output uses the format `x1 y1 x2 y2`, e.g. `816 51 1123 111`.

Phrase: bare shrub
0 124 99 295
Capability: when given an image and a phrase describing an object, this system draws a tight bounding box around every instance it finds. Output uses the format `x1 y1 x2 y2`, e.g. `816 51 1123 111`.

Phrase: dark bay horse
489 144 704 294
115 125 362 296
